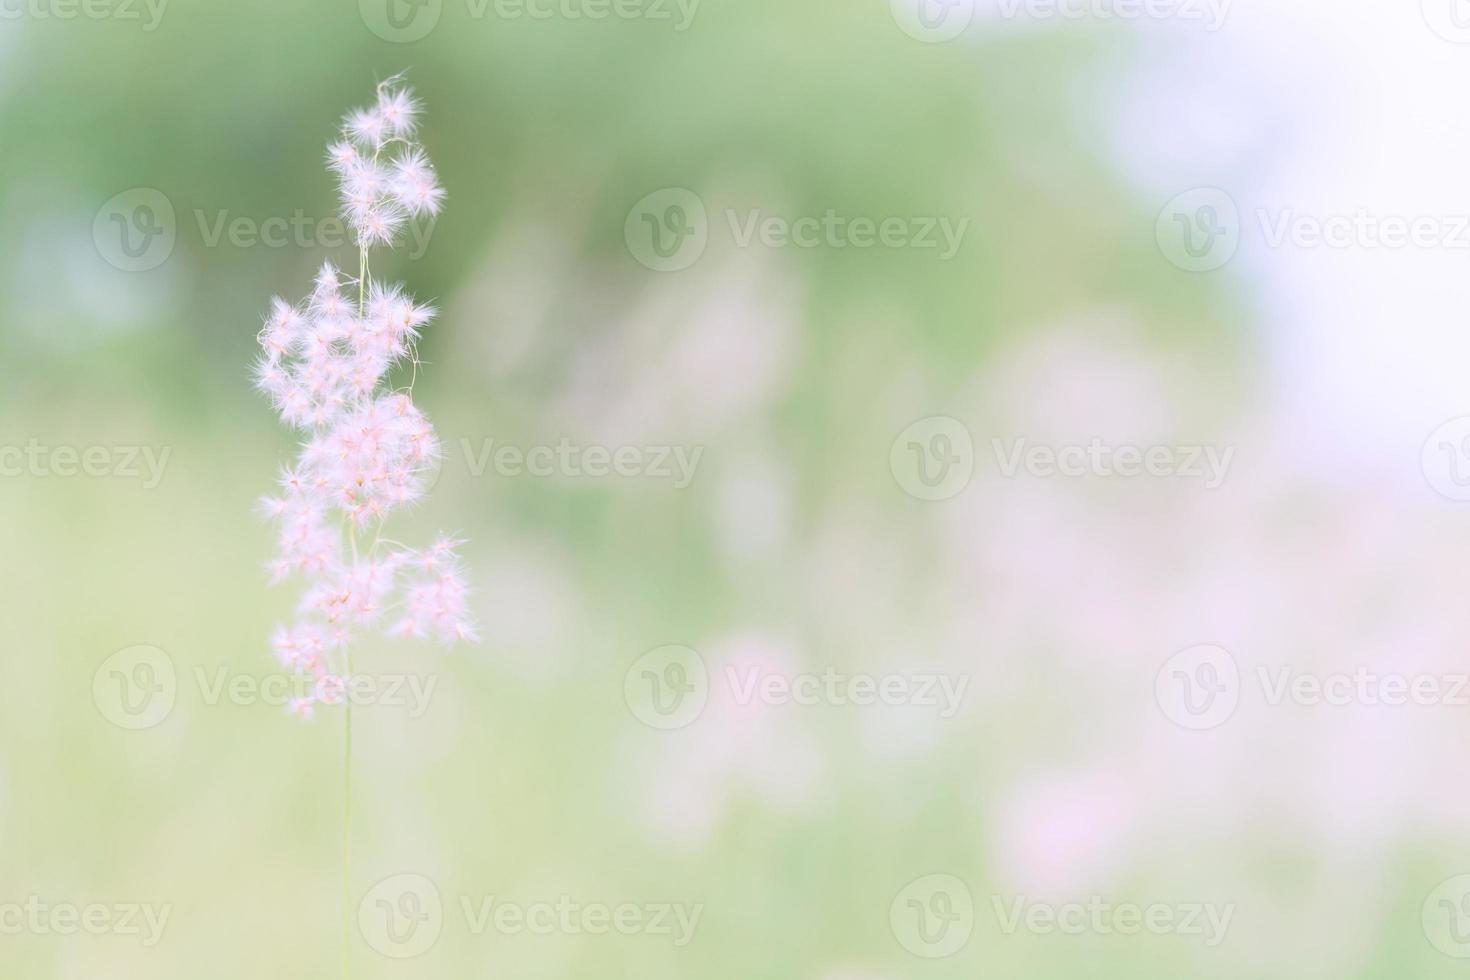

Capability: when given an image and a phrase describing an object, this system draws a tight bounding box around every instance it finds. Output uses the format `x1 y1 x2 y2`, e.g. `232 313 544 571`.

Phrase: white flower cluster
253 78 473 719
327 81 444 247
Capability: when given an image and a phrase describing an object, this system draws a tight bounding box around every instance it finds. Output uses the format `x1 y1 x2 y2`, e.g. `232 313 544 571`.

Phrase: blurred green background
5 0 1470 978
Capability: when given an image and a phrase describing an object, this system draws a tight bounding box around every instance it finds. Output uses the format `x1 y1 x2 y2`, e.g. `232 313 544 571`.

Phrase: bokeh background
7 0 1470 976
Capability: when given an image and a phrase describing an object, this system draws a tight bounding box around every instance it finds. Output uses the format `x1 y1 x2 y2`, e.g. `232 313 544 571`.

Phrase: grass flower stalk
253 74 476 979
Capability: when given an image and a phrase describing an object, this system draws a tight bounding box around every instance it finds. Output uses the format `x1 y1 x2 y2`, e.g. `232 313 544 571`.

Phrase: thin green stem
343 262 368 980
343 659 352 980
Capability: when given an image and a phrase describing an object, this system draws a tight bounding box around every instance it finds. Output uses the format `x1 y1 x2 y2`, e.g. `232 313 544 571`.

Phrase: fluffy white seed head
257 80 475 716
